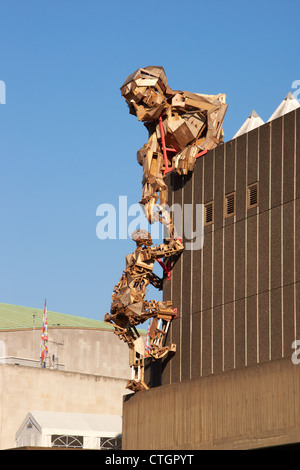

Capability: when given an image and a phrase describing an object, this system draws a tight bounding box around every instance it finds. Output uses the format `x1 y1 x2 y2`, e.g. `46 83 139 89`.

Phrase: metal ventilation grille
247 183 259 209
225 192 236 217
204 202 214 225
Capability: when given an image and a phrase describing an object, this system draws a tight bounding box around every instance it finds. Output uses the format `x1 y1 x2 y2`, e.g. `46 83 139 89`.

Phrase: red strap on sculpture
157 258 172 280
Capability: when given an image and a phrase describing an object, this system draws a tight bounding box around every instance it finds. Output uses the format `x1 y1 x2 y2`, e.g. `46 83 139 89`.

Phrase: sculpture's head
131 229 152 247
120 66 169 121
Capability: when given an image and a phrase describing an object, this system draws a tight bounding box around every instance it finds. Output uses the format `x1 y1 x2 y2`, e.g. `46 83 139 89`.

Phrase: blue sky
0 0 299 322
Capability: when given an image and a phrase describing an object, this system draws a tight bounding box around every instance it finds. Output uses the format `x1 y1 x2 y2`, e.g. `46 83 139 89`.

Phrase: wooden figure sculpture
120 65 227 224
105 67 227 391
105 230 183 392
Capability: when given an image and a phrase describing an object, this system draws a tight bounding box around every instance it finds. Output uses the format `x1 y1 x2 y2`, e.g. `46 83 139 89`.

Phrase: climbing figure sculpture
105 229 183 392
120 65 227 224
105 67 227 391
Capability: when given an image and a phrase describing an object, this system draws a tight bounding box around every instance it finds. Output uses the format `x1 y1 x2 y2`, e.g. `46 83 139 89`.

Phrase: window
224 192 236 218
247 183 259 209
204 201 214 226
51 435 83 448
100 437 122 450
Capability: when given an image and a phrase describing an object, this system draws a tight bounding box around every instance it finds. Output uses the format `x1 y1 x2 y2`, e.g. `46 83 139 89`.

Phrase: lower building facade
123 107 300 449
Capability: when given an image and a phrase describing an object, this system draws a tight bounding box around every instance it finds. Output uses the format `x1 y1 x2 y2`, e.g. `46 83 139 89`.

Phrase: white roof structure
233 110 265 139
268 92 300 122
15 410 122 449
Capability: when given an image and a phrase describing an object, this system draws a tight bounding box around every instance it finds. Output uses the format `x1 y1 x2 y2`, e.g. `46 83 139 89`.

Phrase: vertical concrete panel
296 282 300 342
214 146 224 230
271 118 283 209
259 123 271 214
171 172 184 383
162 171 174 386
202 309 213 377
283 283 295 358
247 295 258 366
258 211 269 294
296 108 300 200
247 216 258 298
296 198 300 284
192 160 203 314
225 140 236 195
235 220 246 301
213 229 223 308
247 128 258 184
224 224 235 304
283 201 295 287
271 206 282 290
223 302 234 371
236 134 247 222
271 287 282 360
191 312 201 379
235 299 246 369
202 231 213 311
213 305 223 374
258 291 270 363
181 175 193 381
204 151 213 203
283 111 295 204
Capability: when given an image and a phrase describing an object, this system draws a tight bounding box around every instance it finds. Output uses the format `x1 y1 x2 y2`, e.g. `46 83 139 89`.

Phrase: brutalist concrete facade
123 108 300 450
161 107 300 385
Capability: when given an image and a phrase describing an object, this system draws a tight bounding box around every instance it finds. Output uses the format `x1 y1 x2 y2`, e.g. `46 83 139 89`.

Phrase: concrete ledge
122 357 300 450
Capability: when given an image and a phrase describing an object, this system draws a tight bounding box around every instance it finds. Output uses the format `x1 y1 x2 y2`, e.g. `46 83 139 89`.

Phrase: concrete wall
0 364 128 450
162 108 300 385
123 357 300 450
0 327 131 378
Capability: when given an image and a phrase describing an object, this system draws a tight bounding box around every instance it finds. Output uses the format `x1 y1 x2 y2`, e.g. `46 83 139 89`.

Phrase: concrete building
0 303 133 450
123 103 300 449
